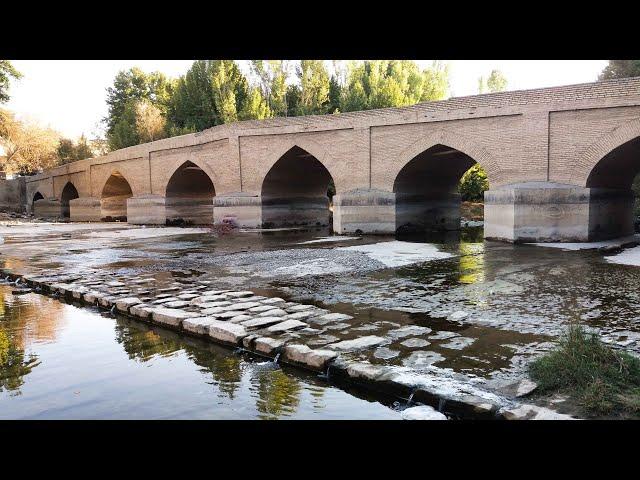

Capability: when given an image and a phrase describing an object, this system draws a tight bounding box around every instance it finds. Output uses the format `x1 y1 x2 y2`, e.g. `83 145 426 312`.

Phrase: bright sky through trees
5 60 608 139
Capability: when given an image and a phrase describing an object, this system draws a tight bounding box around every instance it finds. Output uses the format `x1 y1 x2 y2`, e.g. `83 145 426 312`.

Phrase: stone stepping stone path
0 267 564 421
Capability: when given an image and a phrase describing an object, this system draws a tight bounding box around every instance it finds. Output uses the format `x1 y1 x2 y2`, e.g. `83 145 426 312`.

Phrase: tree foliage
339 60 449 112
104 68 174 150
0 109 60 175
57 135 94 164
0 61 22 104
478 69 507 93
458 164 489 201
599 60 640 80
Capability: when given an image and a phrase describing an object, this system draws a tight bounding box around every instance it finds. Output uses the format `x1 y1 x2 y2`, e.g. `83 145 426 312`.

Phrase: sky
3 60 609 139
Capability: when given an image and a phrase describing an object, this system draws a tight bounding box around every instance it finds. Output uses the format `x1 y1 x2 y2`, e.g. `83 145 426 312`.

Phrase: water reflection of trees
0 328 40 395
0 286 66 395
457 242 485 285
254 369 302 419
114 320 182 363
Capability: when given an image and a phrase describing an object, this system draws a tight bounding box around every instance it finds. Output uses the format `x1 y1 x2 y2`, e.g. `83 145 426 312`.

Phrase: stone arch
60 182 79 219
391 131 493 233
260 137 341 194
393 129 499 186
100 170 134 221
32 191 44 203
572 117 640 188
165 160 216 225
260 145 335 228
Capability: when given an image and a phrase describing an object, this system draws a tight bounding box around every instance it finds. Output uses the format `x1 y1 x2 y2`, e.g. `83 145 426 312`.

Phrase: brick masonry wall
20 77 640 208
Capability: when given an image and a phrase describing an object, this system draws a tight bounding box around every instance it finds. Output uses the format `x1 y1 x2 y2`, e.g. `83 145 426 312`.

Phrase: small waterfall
110 305 116 315
438 398 446 412
273 352 281 364
406 390 416 406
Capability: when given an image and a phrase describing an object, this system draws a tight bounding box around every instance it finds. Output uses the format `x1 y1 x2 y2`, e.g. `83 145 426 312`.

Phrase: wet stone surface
3 221 640 419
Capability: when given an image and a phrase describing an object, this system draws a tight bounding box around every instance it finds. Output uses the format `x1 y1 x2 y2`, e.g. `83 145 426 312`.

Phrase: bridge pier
69 197 101 222
33 198 61 220
214 193 262 228
333 189 396 234
484 182 634 242
126 195 167 225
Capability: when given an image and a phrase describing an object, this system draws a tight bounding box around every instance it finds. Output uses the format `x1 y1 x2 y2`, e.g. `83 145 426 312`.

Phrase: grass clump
529 324 640 417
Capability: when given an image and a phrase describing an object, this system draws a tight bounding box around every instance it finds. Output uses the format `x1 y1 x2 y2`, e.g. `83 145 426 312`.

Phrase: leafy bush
458 165 489 202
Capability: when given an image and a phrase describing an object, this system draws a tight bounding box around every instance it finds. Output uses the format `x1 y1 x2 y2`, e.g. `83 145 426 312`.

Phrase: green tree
239 87 271 120
296 60 331 115
340 60 449 112
478 70 508 93
167 60 251 131
458 164 489 201
57 135 94 164
250 60 289 117
599 60 640 80
0 61 22 104
104 67 173 150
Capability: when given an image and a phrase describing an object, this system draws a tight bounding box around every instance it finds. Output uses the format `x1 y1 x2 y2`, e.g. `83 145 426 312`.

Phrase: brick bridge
23 77 640 242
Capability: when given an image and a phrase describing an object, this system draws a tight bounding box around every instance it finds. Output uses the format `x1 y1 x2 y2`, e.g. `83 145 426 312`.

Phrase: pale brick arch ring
393 130 499 188
572 117 640 187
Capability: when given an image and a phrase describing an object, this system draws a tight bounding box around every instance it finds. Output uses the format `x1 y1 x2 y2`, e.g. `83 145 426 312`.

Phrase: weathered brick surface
21 77 640 212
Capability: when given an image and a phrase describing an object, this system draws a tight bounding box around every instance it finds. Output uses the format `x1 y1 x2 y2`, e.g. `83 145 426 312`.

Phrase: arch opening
165 161 215 225
585 136 640 239
60 182 79 219
261 146 334 228
32 192 44 203
393 144 479 234
101 172 133 222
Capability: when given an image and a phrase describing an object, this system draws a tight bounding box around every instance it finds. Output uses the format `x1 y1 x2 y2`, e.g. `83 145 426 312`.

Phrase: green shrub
529 324 640 417
458 165 489 202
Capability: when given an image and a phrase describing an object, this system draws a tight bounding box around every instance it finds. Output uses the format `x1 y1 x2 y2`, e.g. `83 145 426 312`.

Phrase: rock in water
401 405 447 420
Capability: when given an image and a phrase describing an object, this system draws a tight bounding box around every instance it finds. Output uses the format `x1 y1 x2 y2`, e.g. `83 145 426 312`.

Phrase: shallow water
2 221 640 418
0 286 400 419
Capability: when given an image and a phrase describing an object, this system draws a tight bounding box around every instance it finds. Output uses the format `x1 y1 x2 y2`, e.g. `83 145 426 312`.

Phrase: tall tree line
104 60 451 151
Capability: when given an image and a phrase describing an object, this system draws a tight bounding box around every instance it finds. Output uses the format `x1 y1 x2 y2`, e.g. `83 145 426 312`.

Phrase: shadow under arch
165 160 216 225
584 135 640 239
261 145 335 228
60 182 79 219
32 191 44 203
393 143 480 234
100 171 133 221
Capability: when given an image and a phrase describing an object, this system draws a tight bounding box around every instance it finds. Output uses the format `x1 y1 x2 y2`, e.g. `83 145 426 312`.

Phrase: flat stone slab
402 351 445 368
82 291 101 304
286 304 315 313
162 300 191 309
177 293 200 300
130 304 153 319
229 314 253 323
500 404 575 420
440 337 476 350
286 311 321 321
267 319 308 333
374 347 400 359
327 335 387 351
231 301 262 310
253 337 287 355
257 308 287 317
401 406 447 420
241 317 286 329
151 308 198 328
190 295 227 304
225 291 254 298
208 320 248 345
153 297 179 305
313 313 354 324
388 325 432 339
183 317 219 335
248 305 278 313
213 310 246 319
401 338 430 348
261 297 285 305
283 344 337 371
115 297 142 312
428 331 460 341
